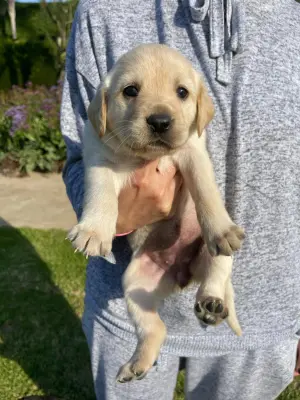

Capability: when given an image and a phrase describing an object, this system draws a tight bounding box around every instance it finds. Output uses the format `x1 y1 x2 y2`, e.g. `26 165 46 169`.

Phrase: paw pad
195 297 228 326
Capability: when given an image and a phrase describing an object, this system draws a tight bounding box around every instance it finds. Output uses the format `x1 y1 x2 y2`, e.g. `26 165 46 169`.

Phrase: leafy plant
0 1 77 88
0 81 66 174
40 0 78 80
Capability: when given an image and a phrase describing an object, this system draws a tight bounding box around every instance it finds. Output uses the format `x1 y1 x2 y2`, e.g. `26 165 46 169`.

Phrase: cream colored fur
68 44 245 383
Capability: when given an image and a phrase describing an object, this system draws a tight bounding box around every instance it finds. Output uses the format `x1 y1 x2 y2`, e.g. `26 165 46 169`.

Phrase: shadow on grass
0 222 95 400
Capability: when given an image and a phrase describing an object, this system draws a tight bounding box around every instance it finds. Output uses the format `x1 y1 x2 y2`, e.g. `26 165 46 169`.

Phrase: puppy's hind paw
195 296 228 326
116 359 154 383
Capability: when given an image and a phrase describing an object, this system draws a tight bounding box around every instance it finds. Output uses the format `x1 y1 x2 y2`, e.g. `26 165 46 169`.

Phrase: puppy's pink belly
143 222 202 287
145 235 200 268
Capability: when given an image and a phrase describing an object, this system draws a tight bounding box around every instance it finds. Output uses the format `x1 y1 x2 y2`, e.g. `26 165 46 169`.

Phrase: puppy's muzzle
146 113 172 134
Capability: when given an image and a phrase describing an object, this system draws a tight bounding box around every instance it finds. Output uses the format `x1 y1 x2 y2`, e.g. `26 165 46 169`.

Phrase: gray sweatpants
82 308 297 400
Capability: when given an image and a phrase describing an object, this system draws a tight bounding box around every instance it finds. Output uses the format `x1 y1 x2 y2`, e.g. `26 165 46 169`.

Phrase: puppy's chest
130 195 202 272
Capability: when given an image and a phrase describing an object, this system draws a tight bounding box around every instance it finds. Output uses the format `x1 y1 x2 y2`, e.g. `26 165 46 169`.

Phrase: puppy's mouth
147 137 173 149
125 137 173 152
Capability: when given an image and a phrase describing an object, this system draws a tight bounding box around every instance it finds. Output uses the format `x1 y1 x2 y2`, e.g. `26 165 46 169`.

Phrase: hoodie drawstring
189 0 245 85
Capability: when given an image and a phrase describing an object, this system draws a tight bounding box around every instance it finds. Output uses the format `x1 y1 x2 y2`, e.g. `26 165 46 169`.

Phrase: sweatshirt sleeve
60 10 99 220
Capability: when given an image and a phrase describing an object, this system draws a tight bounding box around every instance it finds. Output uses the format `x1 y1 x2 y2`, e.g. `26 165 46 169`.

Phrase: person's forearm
63 158 85 221
60 8 99 222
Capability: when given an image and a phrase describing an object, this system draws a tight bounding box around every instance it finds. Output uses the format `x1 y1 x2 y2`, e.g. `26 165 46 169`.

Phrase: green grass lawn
0 227 299 400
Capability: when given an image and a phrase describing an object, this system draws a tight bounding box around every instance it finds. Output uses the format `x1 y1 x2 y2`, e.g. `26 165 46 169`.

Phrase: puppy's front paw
206 224 245 257
68 223 114 257
194 296 228 326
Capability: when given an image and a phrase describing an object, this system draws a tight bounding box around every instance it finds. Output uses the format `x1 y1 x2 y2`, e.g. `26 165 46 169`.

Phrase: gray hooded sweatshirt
61 0 300 357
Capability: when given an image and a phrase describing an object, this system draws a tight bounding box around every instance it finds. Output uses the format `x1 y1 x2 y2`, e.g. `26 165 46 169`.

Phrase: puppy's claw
116 361 151 383
117 376 133 383
67 229 78 243
68 223 114 257
134 370 145 378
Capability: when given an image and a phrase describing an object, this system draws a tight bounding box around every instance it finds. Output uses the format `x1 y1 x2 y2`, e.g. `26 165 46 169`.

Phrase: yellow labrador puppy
68 44 245 383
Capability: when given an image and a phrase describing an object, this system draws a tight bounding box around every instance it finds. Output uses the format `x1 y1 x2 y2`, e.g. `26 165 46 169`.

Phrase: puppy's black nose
146 114 171 134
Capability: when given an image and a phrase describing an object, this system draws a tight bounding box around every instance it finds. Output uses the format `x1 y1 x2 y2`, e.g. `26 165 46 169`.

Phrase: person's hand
116 159 182 234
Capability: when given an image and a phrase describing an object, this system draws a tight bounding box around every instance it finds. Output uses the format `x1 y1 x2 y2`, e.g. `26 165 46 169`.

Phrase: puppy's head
88 44 214 158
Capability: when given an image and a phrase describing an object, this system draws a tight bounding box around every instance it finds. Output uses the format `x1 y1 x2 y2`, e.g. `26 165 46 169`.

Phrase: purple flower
5 105 28 136
41 98 55 112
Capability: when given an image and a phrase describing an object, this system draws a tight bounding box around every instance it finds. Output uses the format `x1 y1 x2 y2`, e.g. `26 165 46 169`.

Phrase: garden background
0 1 299 399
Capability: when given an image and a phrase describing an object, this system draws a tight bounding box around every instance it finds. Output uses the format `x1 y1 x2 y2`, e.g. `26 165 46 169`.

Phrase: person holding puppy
61 0 300 399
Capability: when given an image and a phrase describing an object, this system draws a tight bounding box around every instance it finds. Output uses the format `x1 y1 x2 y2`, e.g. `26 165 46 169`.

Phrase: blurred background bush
0 81 64 173
0 0 78 174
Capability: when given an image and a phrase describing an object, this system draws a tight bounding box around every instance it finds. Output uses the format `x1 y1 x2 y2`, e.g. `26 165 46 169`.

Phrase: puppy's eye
177 86 189 100
123 85 139 97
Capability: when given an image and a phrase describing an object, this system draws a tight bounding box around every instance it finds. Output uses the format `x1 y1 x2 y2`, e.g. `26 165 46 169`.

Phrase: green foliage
174 370 185 400
39 0 78 78
1 3 48 40
0 82 66 174
0 38 58 89
0 118 65 173
0 1 78 89
1 2 62 40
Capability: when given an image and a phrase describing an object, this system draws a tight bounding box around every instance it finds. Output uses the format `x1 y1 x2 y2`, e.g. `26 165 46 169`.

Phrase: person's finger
118 183 138 203
133 159 178 192
155 173 182 218
162 174 183 218
131 160 155 186
173 172 183 192
164 173 183 199
155 162 177 182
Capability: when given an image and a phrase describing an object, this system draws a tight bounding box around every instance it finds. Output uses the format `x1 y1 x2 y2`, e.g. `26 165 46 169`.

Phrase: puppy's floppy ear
196 82 215 136
87 85 107 137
